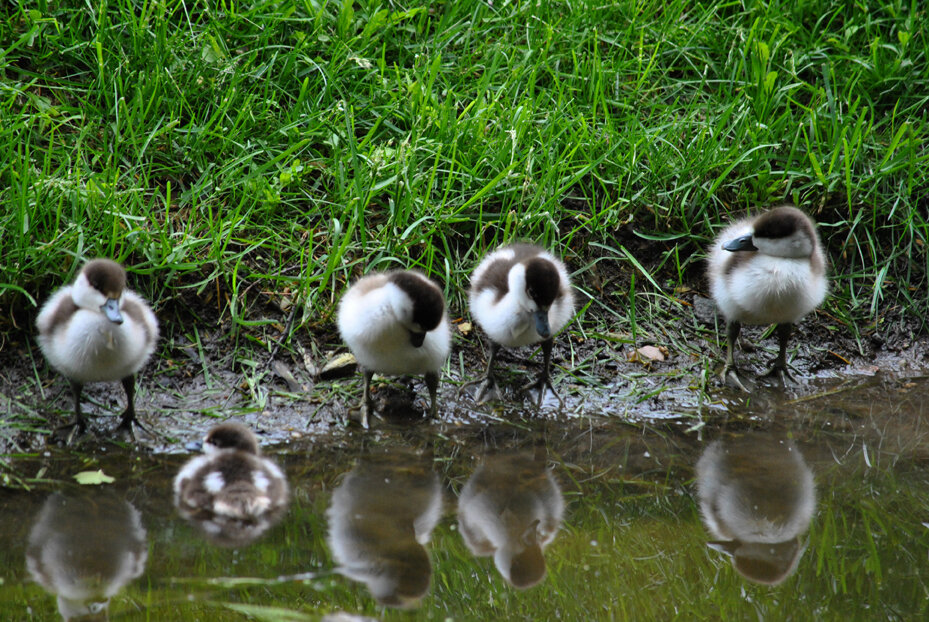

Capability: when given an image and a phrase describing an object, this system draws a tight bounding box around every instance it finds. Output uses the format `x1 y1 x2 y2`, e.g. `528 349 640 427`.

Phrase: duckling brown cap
82 259 127 298
388 271 445 332
752 205 816 243
205 423 261 454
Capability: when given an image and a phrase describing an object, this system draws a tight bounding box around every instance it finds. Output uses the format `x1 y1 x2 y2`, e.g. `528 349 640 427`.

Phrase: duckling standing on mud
462 244 575 406
337 270 451 428
707 206 828 390
36 258 159 442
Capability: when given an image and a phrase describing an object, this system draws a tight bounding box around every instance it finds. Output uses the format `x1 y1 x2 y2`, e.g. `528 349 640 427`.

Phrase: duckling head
387 271 445 348
71 259 127 324
202 422 261 455
708 538 806 586
372 544 432 608
512 257 560 339
723 206 817 259
494 518 547 589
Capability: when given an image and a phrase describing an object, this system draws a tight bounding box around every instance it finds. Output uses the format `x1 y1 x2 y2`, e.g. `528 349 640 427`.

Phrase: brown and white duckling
707 206 828 389
326 454 442 608
463 244 574 406
174 423 289 546
695 433 816 585
36 258 159 441
457 451 564 589
26 491 148 621
337 269 451 428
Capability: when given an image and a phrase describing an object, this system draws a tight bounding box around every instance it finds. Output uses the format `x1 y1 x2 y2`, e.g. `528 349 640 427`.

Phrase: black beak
101 298 124 324
533 310 551 339
185 439 204 453
409 331 426 348
723 234 757 252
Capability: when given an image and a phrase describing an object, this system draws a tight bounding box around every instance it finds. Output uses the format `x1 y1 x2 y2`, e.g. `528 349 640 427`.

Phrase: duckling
26 491 148 621
326 454 442 608
337 269 451 428
695 434 816 585
36 258 159 442
463 244 574 406
457 450 564 589
174 423 290 546
707 206 827 389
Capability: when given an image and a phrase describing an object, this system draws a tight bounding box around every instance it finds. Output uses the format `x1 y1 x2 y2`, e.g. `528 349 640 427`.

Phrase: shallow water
1 373 928 621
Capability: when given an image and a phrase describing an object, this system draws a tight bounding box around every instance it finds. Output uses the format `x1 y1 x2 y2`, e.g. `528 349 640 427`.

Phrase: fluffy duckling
326 454 442 608
36 258 159 441
457 450 564 589
707 206 827 389
464 244 574 406
174 423 289 546
337 269 451 428
26 491 148 621
695 434 816 585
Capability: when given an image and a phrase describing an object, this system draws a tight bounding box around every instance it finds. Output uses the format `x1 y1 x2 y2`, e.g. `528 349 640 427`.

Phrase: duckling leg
113 375 151 441
720 321 750 392
764 323 797 384
424 371 440 419
359 369 375 429
52 381 87 445
520 339 564 408
459 342 502 404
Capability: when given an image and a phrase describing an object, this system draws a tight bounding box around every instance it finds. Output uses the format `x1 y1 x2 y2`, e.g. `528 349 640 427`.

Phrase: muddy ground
2 263 928 456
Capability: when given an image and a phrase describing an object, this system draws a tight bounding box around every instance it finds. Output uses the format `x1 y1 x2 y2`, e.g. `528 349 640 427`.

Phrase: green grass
2 0 927 339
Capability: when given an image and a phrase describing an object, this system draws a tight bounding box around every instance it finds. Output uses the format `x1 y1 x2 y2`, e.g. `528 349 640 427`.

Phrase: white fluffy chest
42 310 149 382
471 290 540 347
339 296 449 375
719 256 827 325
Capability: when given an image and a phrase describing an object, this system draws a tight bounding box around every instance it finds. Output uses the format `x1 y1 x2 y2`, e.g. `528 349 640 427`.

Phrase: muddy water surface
1 373 928 620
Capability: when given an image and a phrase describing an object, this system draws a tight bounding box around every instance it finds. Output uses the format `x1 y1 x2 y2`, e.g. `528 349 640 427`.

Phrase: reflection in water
25 491 148 621
173 423 290 547
326 453 442 608
695 433 816 585
457 450 564 589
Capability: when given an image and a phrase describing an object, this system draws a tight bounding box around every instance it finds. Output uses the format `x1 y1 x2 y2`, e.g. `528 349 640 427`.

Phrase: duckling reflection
695 433 816 585
25 491 147 621
457 450 564 589
326 453 442 608
173 423 290 547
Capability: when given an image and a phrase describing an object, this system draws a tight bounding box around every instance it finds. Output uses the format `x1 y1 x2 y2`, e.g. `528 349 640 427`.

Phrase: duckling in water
26 491 148 621
695 433 816 585
707 206 827 390
326 453 442 608
457 450 564 589
174 423 289 546
463 244 574 406
36 258 159 442
337 269 450 428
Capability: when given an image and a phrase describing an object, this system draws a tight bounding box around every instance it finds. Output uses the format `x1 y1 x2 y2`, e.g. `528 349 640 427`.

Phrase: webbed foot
720 364 752 392
459 375 501 405
519 374 565 409
51 420 86 446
